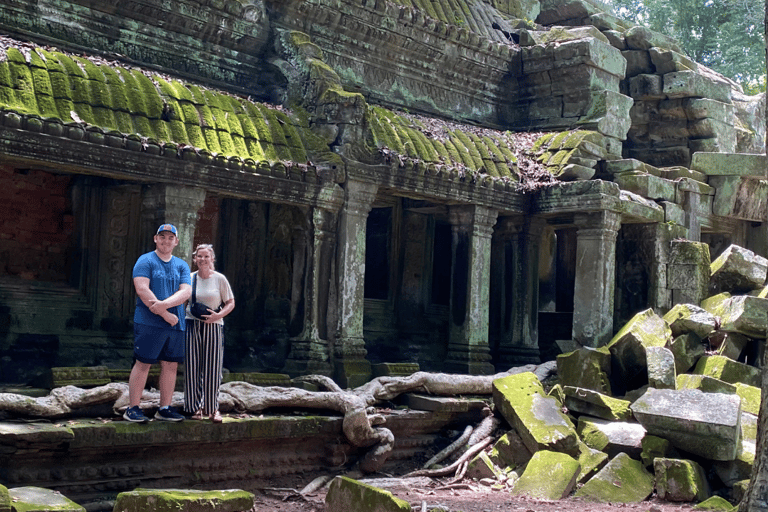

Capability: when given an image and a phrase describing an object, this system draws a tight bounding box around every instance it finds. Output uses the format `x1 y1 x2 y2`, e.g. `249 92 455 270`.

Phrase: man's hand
148 299 168 315
161 310 179 327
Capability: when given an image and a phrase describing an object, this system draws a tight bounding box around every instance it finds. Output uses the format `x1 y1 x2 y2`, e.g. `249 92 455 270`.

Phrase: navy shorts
133 323 185 364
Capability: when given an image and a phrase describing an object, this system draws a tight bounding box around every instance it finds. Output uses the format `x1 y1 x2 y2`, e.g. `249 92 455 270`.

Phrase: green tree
609 0 765 90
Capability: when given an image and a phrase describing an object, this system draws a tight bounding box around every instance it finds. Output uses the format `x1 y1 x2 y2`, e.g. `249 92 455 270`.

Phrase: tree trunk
739 7 768 510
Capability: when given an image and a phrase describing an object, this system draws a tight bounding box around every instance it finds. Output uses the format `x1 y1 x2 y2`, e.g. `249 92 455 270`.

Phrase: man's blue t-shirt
132 252 192 330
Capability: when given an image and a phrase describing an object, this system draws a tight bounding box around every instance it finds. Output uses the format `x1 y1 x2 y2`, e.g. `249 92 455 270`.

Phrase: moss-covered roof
0 43 327 166
368 106 529 181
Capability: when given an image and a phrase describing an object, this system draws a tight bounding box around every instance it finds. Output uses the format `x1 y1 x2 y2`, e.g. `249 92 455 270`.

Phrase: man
123 223 192 423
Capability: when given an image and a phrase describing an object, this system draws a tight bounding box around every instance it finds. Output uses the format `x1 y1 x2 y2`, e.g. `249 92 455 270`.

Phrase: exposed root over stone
0 361 556 474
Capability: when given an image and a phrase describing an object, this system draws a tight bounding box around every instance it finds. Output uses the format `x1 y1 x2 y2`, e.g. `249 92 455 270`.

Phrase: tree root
404 437 493 478
0 361 557 475
422 425 473 469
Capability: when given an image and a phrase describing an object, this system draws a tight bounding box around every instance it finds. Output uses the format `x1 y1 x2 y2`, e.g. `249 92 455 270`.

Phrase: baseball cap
156 223 178 236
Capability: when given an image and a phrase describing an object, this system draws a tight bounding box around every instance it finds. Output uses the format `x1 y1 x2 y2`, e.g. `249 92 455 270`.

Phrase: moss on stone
92 106 118 130
734 382 760 415
575 453 654 503
72 101 96 125
448 134 477 168
135 71 165 119
54 98 77 123
9 60 37 114
693 495 737 511
185 123 207 149
217 129 236 155
231 133 249 157
453 130 484 168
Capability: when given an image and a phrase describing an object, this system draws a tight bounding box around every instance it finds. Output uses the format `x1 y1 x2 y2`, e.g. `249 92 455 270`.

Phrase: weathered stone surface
576 416 645 458
401 394 488 413
690 152 768 178
492 372 579 457
692 354 761 388
709 244 768 294
563 386 631 421
663 304 717 339
113 489 253 512
574 452 654 503
668 333 705 374
607 308 671 391
654 458 710 502
693 495 738 511
668 241 711 305
9 487 85 512
649 48 697 74
702 294 768 339
676 374 736 395
488 430 533 470
734 382 761 416
624 26 683 53
325 476 411 512
709 175 768 221
556 347 611 394
465 451 500 480
511 450 580 499
712 412 757 487
663 71 732 103
646 346 676 389
575 440 609 484
640 435 672 468
615 173 676 202
630 388 741 461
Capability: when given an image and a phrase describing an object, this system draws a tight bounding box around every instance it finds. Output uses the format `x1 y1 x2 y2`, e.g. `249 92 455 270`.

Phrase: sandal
191 409 203 421
210 411 223 423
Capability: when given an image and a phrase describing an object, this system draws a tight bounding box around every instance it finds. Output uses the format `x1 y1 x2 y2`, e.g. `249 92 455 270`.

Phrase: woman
184 244 235 423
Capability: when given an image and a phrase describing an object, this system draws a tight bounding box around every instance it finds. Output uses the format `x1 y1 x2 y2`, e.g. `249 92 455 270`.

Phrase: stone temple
0 0 766 501
0 0 765 387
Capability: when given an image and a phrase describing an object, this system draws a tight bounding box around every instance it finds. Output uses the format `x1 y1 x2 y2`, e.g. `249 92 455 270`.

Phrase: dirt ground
248 473 707 512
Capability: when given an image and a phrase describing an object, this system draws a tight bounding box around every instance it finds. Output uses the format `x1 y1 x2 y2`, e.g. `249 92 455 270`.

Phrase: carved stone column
445 205 498 375
284 206 337 377
141 184 206 264
334 179 378 387
572 211 622 347
494 215 545 368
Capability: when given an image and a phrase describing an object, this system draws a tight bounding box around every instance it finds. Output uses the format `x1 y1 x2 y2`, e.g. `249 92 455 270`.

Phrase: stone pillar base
333 359 372 388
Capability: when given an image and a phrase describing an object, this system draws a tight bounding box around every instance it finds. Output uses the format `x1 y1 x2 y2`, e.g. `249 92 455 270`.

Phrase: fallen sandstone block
325 476 411 512
607 308 671 392
556 347 612 394
630 388 741 461
709 244 768 294
576 416 645 459
668 332 705 374
574 452 654 503
692 354 761 388
8 486 85 512
113 489 254 512
492 372 580 457
510 450 581 500
662 303 717 339
646 346 676 389
701 294 768 340
563 386 632 421
654 458 710 502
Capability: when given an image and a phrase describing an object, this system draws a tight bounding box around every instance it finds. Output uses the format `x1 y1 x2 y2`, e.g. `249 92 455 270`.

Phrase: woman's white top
185 271 234 325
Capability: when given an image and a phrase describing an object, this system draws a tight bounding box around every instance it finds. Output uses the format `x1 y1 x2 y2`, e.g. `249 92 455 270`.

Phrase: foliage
608 0 766 92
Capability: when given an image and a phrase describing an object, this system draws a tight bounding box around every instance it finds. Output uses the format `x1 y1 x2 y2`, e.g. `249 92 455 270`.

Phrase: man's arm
133 276 159 308
148 283 192 314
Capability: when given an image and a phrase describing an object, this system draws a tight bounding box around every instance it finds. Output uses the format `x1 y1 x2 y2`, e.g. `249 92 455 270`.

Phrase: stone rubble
325 243 764 511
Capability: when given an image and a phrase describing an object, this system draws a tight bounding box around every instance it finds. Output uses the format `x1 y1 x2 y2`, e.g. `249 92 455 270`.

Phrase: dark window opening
364 207 392 300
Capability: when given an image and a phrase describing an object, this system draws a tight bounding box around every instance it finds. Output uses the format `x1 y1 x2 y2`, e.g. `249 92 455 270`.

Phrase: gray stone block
630 388 741 461
325 476 411 512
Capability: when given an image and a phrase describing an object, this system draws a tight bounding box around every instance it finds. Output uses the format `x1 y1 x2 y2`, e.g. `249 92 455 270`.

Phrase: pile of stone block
462 242 766 508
